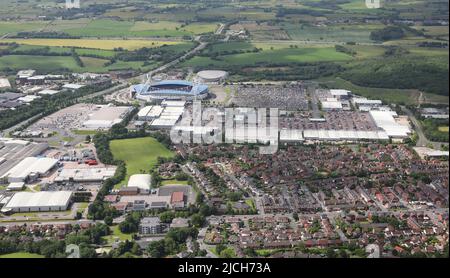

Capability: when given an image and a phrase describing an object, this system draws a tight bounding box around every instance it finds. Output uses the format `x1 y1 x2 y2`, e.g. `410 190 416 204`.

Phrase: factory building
1 191 72 213
0 157 58 183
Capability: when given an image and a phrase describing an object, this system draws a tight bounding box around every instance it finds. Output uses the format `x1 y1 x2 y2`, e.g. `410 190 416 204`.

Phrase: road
401 106 448 149
136 37 208 86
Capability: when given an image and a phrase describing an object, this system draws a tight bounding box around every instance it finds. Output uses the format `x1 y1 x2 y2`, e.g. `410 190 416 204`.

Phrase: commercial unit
0 157 58 183
1 191 72 213
81 105 132 130
369 110 411 139
54 167 117 183
321 99 343 111
137 106 164 121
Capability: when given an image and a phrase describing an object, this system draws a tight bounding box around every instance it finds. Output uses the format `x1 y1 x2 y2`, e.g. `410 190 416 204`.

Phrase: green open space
110 137 174 189
0 252 44 258
102 225 133 245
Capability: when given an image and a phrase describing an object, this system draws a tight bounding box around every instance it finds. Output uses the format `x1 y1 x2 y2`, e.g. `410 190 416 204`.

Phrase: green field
438 126 449 132
183 45 352 68
0 54 156 73
42 19 217 38
101 225 133 245
110 137 174 189
0 252 44 258
160 179 189 186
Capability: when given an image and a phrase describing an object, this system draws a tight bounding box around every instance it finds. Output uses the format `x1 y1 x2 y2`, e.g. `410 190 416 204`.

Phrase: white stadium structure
196 70 228 83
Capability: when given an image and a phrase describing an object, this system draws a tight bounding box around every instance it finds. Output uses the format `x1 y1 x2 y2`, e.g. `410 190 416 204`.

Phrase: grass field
438 126 449 132
2 39 182 50
0 252 44 258
102 225 133 245
160 179 189 186
42 19 217 38
110 137 174 189
184 45 352 68
0 54 156 73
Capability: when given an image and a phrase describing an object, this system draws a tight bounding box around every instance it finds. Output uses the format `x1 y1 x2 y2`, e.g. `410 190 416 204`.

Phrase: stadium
132 80 209 101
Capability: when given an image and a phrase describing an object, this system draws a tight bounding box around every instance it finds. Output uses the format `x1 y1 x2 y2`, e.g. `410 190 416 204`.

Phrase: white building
128 174 152 194
1 191 72 213
369 110 411 139
1 157 58 183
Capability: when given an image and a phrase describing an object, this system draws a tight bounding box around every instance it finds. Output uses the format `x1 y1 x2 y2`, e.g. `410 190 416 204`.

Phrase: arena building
132 80 208 101
196 70 228 83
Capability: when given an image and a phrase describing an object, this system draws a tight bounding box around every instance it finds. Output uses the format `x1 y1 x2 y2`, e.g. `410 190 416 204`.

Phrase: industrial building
132 80 208 101
54 167 117 183
1 191 72 213
81 105 132 130
137 106 164 121
0 138 49 178
0 157 58 183
369 110 411 139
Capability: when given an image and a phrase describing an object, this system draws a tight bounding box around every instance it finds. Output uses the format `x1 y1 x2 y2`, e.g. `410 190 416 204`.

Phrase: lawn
160 179 189 186
102 225 133 245
0 252 44 258
110 137 174 189
0 55 80 72
2 39 182 50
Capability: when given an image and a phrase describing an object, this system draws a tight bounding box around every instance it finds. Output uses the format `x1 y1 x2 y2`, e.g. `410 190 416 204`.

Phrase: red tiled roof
171 192 184 203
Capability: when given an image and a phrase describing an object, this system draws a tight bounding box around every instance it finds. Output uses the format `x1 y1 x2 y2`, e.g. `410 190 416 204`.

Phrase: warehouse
0 157 58 183
369 110 411 138
0 139 49 180
54 167 117 183
137 105 164 121
321 99 343 111
280 129 304 143
303 129 389 141
82 105 132 130
1 191 72 213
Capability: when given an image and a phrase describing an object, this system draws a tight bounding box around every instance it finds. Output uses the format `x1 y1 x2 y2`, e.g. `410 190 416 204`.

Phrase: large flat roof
1 157 58 180
3 191 72 210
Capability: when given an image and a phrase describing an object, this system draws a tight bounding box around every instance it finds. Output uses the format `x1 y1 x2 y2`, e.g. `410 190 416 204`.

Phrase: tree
104 216 113 226
147 240 166 258
191 213 205 227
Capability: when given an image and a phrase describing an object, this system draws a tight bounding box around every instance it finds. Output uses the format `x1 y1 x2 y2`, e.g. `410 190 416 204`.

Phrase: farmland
110 137 174 189
2 38 183 50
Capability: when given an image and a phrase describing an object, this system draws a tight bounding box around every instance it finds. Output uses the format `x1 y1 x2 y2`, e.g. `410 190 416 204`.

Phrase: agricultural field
1 39 182 50
184 43 352 68
43 19 218 38
110 137 174 189
0 54 156 73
